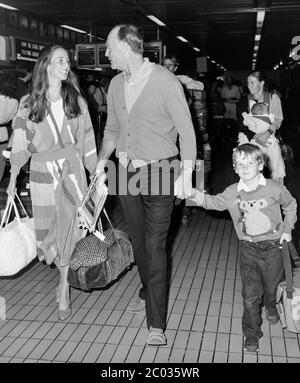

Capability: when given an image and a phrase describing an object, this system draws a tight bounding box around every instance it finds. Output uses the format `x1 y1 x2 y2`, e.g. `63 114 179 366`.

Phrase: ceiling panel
4 0 300 70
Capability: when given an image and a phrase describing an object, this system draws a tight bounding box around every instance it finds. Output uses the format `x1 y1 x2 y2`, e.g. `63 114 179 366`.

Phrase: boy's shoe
126 297 145 313
266 309 280 325
244 336 259 352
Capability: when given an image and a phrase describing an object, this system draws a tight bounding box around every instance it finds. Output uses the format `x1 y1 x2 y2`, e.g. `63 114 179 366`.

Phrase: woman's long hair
24 45 82 123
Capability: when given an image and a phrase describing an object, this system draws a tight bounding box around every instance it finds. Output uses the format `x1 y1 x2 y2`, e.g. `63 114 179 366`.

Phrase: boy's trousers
239 239 284 338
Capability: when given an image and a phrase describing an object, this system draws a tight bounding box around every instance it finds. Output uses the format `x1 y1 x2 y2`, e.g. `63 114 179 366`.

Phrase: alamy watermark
291 36 300 61
99 156 204 197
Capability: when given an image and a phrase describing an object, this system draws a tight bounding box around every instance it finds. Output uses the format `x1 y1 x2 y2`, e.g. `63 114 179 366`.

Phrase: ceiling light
0 2 18 10
211 60 216 64
254 45 259 51
177 36 188 43
207 56 210 59
146 15 166 27
193 47 200 52
255 34 261 41
256 10 265 24
61 25 86 34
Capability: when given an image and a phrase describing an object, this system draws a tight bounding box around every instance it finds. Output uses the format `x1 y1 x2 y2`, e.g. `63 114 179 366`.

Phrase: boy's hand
280 233 292 244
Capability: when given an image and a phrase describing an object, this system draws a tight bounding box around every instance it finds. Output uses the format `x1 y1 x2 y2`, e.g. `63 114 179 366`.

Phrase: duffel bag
276 241 300 333
67 210 134 291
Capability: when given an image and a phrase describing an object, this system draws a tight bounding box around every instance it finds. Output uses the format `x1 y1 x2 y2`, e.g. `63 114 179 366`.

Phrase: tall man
96 24 196 346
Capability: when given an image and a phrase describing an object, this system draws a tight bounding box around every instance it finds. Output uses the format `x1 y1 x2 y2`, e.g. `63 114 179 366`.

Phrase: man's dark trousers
118 158 177 330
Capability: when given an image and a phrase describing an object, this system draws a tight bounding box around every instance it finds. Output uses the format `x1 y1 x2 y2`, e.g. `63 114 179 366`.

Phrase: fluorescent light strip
255 34 261 41
193 47 200 52
177 36 188 43
61 25 86 34
146 15 166 27
256 10 265 24
0 2 18 10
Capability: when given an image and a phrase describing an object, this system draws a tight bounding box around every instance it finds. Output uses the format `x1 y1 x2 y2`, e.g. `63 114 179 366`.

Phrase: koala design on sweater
239 199 272 236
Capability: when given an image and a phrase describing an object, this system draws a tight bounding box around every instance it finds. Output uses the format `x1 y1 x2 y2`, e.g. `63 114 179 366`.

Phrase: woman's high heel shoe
58 299 72 321
57 286 71 321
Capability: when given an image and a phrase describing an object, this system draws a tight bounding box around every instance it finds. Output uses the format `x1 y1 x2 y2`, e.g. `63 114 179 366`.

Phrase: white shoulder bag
0 194 36 276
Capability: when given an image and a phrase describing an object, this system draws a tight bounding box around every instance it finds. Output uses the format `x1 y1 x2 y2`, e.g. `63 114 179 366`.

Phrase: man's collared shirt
123 57 154 114
120 58 155 168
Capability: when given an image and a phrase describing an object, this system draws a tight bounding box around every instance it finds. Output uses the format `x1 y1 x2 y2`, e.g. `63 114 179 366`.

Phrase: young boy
189 143 297 352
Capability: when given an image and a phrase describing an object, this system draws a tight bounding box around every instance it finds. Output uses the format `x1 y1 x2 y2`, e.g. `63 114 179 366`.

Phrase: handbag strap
0 197 13 228
46 105 65 149
0 194 29 229
281 240 294 299
97 208 122 248
14 193 29 219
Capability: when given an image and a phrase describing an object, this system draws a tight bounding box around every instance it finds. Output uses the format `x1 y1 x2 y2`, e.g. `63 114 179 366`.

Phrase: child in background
189 143 297 352
238 102 285 182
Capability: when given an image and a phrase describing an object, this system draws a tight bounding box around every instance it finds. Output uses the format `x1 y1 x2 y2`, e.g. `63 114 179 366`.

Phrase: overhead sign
15 38 46 62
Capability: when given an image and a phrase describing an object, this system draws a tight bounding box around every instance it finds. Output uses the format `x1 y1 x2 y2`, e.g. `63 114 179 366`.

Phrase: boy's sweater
194 177 297 242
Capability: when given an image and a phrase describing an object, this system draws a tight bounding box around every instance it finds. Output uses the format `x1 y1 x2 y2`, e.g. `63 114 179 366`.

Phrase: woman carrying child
236 70 285 182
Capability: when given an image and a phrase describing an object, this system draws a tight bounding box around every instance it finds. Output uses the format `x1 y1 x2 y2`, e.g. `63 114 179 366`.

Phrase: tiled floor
0 204 300 363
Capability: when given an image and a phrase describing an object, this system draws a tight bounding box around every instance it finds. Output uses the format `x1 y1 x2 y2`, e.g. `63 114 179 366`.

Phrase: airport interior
0 0 300 365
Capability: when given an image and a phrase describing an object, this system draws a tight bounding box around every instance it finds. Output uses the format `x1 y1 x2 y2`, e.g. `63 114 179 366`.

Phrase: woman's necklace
48 88 61 103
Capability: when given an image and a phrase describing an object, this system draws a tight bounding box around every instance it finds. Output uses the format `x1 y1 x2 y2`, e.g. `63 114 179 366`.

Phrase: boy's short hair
232 143 265 170
251 102 268 116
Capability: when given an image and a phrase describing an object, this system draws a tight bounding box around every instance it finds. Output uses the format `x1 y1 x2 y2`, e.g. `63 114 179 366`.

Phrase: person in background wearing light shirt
95 24 196 346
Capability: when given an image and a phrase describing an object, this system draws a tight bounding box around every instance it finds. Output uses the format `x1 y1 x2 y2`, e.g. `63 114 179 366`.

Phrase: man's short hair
232 143 265 169
116 24 144 55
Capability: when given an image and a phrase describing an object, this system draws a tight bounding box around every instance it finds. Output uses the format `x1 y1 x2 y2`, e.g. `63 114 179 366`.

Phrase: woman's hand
254 131 271 146
6 175 17 198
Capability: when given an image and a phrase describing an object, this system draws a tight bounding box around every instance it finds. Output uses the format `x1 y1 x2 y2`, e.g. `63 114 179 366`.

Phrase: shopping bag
0 194 36 276
276 241 300 333
67 209 134 291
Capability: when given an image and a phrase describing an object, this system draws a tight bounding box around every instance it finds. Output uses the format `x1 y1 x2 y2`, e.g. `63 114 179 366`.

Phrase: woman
0 73 18 183
237 70 285 182
7 46 97 320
